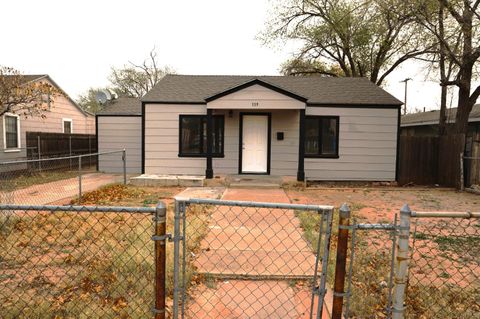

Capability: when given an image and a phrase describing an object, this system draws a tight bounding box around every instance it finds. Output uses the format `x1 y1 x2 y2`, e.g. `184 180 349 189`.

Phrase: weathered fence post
122 149 127 185
392 204 411 319
153 202 167 319
78 156 82 204
332 203 351 319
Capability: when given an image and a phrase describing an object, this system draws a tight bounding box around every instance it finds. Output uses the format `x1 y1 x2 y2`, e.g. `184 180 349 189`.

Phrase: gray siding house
138 75 402 182
96 97 142 173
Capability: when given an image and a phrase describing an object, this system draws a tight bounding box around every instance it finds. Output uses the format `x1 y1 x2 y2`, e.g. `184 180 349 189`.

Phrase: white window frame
62 118 73 133
2 113 21 152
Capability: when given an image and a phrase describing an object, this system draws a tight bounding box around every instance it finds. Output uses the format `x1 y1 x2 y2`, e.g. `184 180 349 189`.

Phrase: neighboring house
137 75 401 182
401 105 480 186
401 104 480 137
0 74 95 161
96 97 142 173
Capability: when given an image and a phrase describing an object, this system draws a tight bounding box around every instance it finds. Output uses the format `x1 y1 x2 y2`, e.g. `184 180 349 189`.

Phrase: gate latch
152 234 172 242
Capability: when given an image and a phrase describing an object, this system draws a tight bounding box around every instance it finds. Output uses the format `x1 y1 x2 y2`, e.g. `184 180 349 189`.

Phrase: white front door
241 115 269 173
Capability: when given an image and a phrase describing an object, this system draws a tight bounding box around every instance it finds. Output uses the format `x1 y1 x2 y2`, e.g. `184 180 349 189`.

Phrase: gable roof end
205 78 308 103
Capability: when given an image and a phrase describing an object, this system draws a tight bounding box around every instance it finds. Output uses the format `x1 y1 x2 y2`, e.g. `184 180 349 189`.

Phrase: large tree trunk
438 85 448 135
438 2 448 136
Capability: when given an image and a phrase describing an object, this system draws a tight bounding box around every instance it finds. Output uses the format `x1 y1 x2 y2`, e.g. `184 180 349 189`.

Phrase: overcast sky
0 0 473 113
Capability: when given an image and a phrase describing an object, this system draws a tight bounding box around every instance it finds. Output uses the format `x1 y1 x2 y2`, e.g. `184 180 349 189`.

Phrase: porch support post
297 109 305 181
205 109 214 179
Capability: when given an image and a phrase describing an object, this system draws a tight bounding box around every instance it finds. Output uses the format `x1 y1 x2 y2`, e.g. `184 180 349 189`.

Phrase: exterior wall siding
144 103 207 175
305 106 398 181
97 116 141 173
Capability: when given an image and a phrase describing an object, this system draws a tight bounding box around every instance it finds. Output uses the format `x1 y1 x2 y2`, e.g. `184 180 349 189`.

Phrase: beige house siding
97 116 141 173
305 107 398 181
144 103 207 175
0 80 94 162
212 109 299 176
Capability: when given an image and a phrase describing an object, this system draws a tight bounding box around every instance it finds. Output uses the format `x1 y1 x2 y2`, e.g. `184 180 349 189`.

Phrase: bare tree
415 0 462 135
109 49 174 98
0 66 62 117
261 0 434 85
418 0 480 135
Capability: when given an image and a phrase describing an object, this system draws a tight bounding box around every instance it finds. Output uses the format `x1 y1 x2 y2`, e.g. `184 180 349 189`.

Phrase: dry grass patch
0 184 214 318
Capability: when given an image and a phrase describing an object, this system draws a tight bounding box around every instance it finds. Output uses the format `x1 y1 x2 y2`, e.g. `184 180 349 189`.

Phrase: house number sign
252 102 259 107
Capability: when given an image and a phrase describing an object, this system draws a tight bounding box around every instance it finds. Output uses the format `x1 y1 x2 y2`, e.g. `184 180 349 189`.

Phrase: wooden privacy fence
26 132 97 159
398 134 465 188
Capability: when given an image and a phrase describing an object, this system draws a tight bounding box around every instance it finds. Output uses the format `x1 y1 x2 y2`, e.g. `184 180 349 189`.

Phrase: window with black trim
179 115 224 157
305 116 339 158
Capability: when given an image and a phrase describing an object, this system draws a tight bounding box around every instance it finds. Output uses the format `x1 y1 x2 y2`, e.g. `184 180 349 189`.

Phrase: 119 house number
251 102 259 107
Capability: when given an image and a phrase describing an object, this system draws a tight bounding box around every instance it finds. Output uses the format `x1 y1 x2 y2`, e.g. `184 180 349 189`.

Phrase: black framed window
4 115 19 149
179 115 224 157
305 116 339 158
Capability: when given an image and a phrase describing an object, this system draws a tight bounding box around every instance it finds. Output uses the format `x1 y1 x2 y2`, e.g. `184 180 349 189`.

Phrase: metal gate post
392 204 411 319
78 156 82 204
315 208 334 319
153 202 167 319
122 149 127 185
37 135 42 172
332 203 351 319
172 200 182 319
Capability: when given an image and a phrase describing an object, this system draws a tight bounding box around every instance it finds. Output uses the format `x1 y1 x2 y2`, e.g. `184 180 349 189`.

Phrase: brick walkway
186 188 328 319
2 173 123 205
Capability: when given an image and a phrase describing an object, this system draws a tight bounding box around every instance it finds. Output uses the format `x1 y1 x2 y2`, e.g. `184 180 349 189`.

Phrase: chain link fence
341 219 398 318
0 150 127 205
0 196 478 319
172 198 334 319
0 204 157 318
407 212 480 318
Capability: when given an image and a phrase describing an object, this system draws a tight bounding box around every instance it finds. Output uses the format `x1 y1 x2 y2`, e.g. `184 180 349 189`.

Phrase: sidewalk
186 188 328 319
2 173 123 205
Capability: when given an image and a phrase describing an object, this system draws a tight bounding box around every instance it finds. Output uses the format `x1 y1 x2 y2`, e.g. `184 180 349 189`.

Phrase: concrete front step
229 182 280 189
130 174 204 187
226 175 282 188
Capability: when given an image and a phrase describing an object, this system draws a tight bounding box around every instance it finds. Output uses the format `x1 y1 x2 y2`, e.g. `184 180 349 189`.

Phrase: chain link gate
172 198 334 319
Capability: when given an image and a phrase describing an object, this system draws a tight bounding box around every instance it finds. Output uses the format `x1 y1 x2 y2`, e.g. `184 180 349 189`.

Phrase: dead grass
0 184 213 318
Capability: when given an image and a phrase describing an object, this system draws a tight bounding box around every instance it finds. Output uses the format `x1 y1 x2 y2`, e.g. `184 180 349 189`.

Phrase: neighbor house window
179 115 224 157
63 118 72 133
3 114 20 150
305 116 339 158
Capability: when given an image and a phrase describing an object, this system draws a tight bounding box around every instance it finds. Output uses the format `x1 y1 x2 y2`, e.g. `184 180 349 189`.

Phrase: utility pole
400 78 412 115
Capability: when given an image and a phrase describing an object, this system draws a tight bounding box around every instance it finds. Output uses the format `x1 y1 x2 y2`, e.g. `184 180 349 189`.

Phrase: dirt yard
285 186 480 222
286 186 479 319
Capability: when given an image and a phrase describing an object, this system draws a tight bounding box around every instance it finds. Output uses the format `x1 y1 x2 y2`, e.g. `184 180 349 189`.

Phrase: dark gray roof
142 74 402 106
97 97 141 115
401 104 480 126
